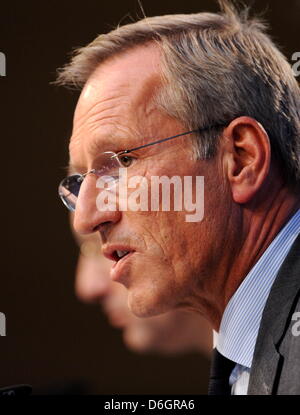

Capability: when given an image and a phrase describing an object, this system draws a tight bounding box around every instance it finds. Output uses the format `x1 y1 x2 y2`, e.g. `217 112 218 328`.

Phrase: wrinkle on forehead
70 43 165 168
73 43 163 125
71 93 130 144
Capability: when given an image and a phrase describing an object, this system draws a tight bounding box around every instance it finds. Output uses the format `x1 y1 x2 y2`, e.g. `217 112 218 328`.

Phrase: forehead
69 43 164 170
73 43 162 133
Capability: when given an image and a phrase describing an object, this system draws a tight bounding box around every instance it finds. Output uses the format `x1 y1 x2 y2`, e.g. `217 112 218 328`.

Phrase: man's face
76 249 212 355
70 43 230 318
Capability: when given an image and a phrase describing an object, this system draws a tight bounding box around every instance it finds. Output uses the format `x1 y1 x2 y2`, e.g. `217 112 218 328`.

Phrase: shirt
215 209 300 394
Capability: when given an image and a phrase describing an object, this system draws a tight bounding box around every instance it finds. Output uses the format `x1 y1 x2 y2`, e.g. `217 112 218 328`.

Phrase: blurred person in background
76 232 212 356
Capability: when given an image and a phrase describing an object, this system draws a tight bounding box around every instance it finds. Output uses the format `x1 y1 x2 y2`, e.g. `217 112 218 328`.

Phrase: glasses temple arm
119 123 227 155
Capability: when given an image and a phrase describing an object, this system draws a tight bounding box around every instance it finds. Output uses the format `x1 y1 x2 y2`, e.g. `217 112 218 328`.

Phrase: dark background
0 0 298 394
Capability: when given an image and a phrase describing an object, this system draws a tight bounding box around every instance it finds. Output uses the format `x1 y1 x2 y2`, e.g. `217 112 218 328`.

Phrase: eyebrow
67 133 132 174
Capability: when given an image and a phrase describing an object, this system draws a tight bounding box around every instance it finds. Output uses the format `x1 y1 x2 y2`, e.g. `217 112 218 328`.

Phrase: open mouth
103 245 136 282
112 250 131 261
103 246 135 264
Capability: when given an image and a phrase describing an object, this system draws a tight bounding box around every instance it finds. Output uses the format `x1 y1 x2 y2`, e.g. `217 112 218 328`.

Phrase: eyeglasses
58 123 227 211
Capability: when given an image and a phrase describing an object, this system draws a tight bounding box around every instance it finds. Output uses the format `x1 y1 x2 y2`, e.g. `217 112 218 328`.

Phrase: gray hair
56 0 300 184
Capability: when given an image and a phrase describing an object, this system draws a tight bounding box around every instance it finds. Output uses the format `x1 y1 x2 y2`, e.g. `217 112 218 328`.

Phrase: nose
73 174 122 235
75 250 113 303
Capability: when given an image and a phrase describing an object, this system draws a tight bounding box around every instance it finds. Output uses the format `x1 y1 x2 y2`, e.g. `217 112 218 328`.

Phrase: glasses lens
58 174 83 211
58 152 125 211
93 152 126 189
94 151 122 178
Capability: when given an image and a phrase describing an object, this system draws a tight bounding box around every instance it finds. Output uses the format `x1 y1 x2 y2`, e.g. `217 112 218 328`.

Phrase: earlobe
224 117 271 205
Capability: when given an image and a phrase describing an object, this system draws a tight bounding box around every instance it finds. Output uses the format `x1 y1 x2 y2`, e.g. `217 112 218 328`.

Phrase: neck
193 180 300 331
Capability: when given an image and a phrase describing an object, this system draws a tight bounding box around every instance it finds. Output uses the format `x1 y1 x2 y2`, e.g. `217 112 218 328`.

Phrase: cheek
125 208 201 276
126 234 196 315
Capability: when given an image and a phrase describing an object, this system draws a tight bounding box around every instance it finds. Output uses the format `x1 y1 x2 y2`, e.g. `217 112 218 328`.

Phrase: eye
118 154 136 168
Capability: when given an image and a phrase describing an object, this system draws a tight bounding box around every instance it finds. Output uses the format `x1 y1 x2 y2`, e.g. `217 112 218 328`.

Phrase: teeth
116 250 129 259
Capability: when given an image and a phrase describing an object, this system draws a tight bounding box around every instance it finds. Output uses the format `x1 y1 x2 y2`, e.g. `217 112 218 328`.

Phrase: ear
223 117 271 204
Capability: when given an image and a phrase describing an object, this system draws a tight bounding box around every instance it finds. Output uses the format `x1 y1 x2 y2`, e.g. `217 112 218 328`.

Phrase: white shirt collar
216 209 300 368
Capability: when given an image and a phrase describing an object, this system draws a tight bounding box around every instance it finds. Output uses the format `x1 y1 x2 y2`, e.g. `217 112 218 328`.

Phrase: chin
127 286 174 319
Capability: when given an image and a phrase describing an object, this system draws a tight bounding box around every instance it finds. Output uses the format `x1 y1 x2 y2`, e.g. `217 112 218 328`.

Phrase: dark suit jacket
247 233 300 394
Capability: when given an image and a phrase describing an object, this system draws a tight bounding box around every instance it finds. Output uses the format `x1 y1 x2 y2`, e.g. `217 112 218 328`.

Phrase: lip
110 251 135 281
102 244 136 261
102 244 136 281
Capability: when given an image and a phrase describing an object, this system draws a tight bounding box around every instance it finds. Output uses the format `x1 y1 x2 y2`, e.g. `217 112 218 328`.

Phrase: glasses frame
59 122 227 211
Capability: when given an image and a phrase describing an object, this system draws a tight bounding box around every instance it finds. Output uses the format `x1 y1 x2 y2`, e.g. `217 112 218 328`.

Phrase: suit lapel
248 233 300 394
